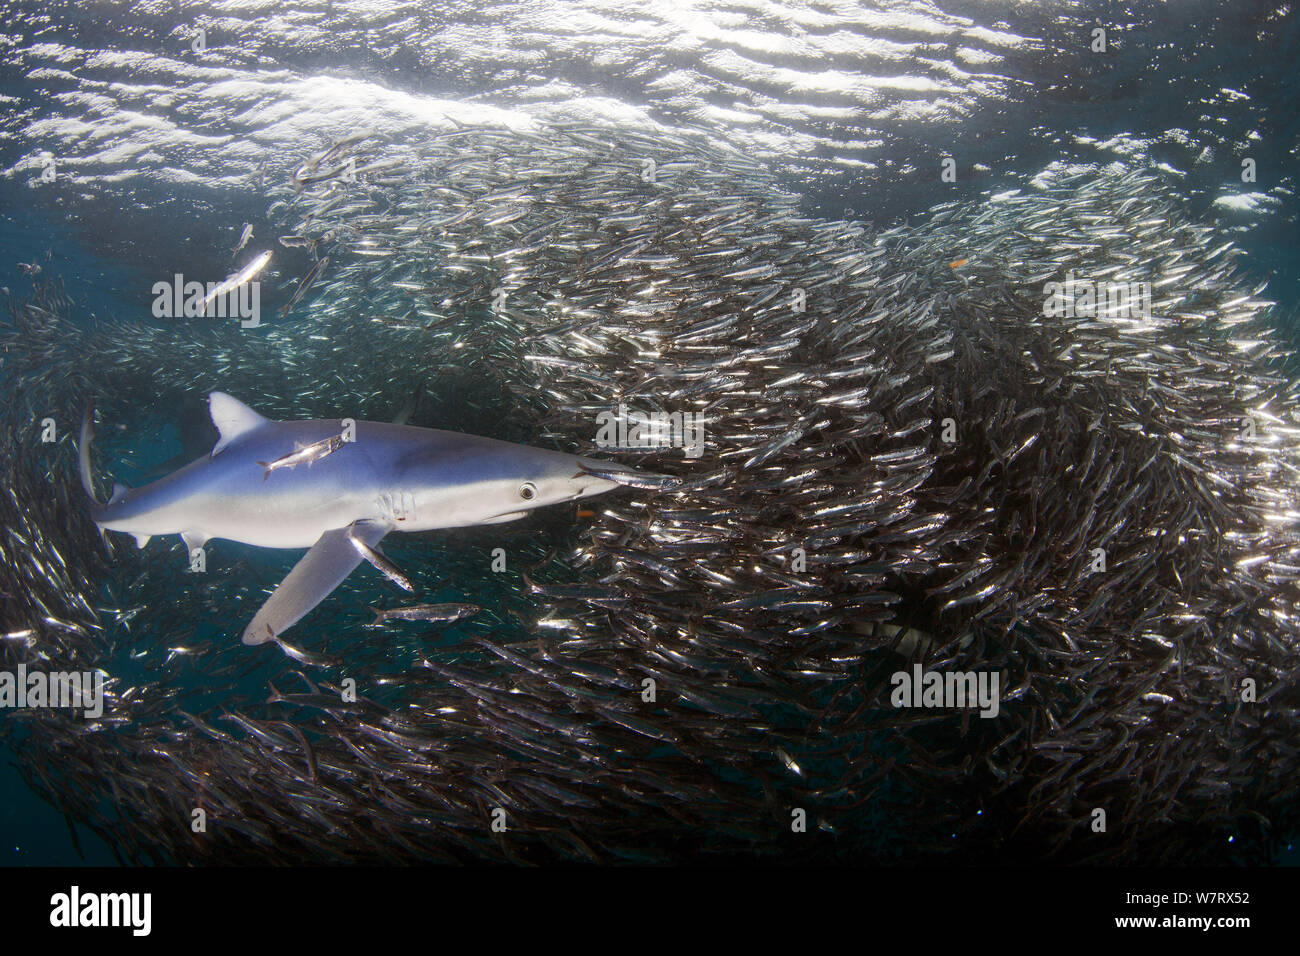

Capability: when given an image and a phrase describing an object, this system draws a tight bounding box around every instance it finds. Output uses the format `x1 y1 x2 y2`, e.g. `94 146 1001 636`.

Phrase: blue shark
79 392 646 645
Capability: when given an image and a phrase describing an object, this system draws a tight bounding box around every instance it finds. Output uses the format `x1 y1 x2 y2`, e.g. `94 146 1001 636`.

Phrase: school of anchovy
2 122 1299 864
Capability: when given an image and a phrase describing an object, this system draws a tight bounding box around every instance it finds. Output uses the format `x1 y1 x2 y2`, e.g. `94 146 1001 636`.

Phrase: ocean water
1 0 1298 866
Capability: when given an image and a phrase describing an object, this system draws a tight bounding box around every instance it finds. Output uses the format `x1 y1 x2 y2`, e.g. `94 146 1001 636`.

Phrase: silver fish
257 433 346 480
232 223 254 256
201 249 272 309
370 602 481 625
576 463 682 491
347 532 415 593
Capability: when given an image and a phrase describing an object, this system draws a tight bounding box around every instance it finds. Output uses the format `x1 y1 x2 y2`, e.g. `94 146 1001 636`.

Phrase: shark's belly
109 464 391 550
209 518 349 550
203 483 387 548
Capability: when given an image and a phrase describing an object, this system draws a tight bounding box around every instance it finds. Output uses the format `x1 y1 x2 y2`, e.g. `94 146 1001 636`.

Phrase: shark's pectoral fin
241 519 393 646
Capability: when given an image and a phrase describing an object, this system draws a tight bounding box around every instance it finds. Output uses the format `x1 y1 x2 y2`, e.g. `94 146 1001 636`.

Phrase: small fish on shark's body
258 433 346 480
369 603 481 626
79 392 651 645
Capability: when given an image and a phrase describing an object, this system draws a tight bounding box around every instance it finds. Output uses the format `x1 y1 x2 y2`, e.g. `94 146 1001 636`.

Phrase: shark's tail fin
78 404 102 506
391 381 426 426
79 404 128 521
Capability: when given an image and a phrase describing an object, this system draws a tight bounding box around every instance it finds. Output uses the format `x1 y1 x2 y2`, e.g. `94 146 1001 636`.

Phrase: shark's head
405 435 638 528
488 450 627 519
473 450 679 524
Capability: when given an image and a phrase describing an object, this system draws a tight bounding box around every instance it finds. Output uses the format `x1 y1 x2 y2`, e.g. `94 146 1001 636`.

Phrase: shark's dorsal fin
208 392 269 457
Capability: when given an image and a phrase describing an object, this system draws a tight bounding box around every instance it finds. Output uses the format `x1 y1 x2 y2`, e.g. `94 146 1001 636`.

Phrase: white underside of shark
80 392 638 645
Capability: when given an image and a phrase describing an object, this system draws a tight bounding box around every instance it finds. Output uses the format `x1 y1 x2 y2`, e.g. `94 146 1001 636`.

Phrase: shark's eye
519 481 538 501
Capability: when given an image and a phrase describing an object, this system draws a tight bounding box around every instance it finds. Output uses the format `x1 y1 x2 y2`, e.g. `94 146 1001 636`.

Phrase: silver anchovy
232 223 254 256
347 530 415 593
370 602 481 625
576 463 682 491
257 434 346 480
202 249 272 309
281 255 329 317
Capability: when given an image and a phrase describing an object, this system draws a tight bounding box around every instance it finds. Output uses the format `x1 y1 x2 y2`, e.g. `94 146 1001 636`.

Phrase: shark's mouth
481 510 528 524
